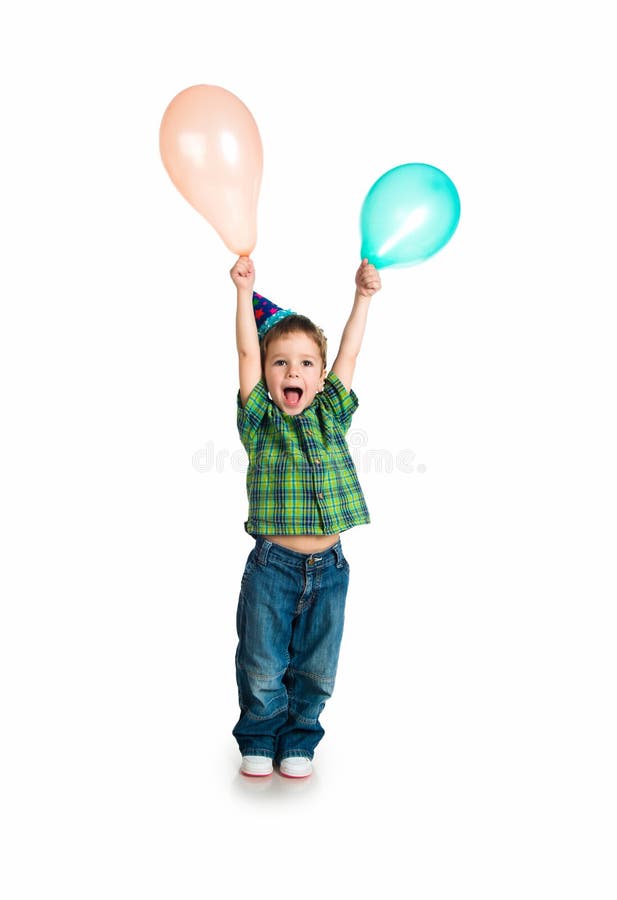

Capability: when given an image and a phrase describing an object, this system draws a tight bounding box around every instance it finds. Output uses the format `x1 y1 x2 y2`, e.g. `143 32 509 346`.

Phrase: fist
355 259 381 298
230 256 255 290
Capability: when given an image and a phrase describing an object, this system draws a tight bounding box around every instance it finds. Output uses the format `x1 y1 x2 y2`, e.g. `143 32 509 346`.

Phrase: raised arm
331 259 382 391
230 256 262 406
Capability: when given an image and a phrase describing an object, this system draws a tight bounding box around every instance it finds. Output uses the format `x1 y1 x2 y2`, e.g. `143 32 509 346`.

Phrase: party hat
252 291 295 340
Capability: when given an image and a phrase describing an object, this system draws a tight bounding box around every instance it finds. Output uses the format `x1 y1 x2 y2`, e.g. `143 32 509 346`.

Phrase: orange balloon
160 85 263 255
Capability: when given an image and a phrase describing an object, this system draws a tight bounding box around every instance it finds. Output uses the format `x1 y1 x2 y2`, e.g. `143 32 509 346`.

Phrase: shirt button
315 460 321 466
318 492 324 499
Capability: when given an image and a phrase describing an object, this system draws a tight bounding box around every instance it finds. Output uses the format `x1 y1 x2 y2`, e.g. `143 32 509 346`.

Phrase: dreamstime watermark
192 428 426 475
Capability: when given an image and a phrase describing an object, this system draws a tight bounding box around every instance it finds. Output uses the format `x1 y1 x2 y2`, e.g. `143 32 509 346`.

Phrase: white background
1 1 616 897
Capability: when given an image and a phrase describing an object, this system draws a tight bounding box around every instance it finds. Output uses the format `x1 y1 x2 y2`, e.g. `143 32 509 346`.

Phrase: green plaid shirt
237 372 370 535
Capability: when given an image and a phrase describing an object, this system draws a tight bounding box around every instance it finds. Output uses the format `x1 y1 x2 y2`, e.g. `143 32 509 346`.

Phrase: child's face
264 332 326 416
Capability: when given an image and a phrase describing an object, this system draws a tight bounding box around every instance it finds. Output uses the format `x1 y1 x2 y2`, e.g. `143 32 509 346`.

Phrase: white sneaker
241 755 273 777
279 756 313 778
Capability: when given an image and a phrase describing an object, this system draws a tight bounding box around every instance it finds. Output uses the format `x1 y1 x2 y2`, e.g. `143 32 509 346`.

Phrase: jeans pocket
240 550 257 589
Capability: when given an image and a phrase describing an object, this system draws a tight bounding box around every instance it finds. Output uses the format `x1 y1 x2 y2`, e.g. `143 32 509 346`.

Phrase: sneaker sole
278 763 313 779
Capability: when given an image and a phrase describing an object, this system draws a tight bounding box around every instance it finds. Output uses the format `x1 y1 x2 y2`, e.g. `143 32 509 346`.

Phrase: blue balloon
360 163 460 269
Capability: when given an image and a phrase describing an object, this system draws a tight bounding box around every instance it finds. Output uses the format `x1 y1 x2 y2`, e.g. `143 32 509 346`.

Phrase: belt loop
333 541 344 568
256 537 272 566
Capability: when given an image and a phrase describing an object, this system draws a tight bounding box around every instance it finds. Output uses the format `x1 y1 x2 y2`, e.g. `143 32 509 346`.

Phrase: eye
302 360 314 367
273 359 287 366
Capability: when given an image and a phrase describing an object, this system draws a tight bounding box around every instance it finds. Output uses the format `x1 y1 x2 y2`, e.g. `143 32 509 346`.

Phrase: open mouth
283 387 303 407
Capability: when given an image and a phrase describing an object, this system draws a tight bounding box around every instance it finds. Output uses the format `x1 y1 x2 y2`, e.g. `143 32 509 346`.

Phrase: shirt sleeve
237 379 270 447
320 371 359 433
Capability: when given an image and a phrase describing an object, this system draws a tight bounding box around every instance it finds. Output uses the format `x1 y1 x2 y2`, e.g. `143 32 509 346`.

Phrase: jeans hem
239 749 274 759
275 749 314 761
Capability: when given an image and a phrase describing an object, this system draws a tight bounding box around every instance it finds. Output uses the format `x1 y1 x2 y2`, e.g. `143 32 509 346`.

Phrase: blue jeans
232 537 350 762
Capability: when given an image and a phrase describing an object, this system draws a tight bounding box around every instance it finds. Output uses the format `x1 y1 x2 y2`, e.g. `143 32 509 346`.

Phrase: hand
230 256 255 291
355 259 381 298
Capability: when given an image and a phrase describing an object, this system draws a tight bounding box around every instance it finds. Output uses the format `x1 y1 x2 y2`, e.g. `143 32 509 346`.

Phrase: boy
230 255 381 777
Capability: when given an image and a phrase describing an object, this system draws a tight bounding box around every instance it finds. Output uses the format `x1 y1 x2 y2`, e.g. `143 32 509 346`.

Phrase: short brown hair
261 314 327 370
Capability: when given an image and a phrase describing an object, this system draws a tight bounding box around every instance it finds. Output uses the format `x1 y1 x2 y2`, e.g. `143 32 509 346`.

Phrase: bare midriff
264 533 341 554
